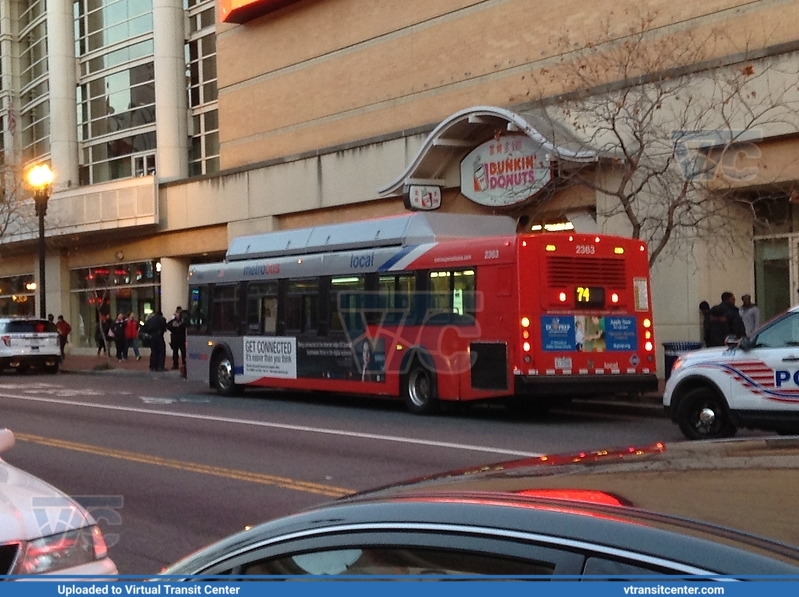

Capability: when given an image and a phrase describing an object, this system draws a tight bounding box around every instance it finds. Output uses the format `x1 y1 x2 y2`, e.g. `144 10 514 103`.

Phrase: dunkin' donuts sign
460 136 551 207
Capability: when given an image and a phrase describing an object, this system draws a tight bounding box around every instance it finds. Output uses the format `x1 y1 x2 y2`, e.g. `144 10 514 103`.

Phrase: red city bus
186 213 657 414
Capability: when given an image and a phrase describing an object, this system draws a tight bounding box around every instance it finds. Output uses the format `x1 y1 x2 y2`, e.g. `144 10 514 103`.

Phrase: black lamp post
26 164 54 319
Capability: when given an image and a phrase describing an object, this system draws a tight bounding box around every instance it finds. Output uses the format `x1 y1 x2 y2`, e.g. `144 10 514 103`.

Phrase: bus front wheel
212 353 241 397
402 362 438 415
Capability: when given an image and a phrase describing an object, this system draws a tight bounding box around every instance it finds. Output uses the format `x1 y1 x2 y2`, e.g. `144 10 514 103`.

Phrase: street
0 370 760 575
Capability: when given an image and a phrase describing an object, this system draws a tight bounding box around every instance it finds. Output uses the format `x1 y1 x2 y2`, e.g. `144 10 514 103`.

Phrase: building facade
1 0 799 373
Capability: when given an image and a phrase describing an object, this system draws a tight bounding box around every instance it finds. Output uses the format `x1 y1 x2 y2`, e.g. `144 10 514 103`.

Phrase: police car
664 306 799 440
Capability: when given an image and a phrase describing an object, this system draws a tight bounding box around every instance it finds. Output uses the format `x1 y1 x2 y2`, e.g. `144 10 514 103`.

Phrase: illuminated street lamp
25 163 55 319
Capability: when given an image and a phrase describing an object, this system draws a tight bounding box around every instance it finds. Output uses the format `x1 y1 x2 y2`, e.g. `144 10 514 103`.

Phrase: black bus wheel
212 353 241 397
676 388 736 440
402 362 438 415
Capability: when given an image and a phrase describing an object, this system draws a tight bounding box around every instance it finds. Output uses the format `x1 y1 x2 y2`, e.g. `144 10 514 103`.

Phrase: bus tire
212 352 242 397
676 387 736 440
402 361 438 415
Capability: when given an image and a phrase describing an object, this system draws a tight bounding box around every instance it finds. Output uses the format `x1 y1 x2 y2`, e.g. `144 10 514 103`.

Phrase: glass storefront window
0 274 36 316
70 261 160 348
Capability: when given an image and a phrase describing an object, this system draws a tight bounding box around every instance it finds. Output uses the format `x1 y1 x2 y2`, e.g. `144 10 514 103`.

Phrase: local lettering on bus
350 253 375 268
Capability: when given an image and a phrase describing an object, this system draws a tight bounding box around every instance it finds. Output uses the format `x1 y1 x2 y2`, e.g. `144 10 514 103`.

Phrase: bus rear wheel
212 353 241 397
402 362 438 415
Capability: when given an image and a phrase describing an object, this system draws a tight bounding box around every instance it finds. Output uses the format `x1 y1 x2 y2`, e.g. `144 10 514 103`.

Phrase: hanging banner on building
460 136 552 207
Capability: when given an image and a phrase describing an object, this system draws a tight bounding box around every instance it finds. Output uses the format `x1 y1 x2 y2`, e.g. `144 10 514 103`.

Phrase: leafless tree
0 163 37 241
521 11 799 267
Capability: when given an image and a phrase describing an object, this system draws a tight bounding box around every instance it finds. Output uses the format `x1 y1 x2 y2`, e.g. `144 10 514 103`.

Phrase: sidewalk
59 347 184 376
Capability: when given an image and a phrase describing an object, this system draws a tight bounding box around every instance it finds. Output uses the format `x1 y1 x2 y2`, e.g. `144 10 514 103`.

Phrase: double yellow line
15 433 353 498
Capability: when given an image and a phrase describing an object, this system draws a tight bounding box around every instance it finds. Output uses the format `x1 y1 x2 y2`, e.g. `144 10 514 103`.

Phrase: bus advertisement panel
186 213 657 414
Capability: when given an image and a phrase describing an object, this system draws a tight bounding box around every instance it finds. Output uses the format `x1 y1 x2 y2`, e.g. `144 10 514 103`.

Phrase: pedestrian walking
167 307 187 371
97 314 112 355
124 313 142 360
739 294 761 336
111 313 127 361
55 315 72 361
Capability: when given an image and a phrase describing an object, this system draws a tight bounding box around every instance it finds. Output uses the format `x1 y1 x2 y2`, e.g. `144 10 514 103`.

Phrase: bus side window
188 284 210 334
376 274 416 326
330 276 366 337
285 279 319 335
425 269 476 325
246 282 278 334
211 284 239 333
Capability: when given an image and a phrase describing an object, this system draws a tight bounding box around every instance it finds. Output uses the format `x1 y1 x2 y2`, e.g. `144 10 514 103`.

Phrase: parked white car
664 306 799 439
0 317 60 374
0 428 117 577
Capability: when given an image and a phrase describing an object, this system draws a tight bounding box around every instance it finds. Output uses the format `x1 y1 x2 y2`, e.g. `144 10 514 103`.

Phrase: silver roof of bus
226 213 517 262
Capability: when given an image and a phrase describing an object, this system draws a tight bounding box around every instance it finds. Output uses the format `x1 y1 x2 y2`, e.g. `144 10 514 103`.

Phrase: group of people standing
95 307 187 372
700 292 761 347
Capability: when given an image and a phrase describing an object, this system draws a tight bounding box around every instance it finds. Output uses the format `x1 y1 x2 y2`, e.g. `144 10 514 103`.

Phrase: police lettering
775 370 799 387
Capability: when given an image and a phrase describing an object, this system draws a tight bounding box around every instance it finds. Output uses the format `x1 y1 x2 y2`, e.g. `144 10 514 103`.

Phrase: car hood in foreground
0 459 92 542
351 438 799 548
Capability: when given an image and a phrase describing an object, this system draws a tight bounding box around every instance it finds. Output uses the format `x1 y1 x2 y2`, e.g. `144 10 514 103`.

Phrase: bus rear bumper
514 374 659 397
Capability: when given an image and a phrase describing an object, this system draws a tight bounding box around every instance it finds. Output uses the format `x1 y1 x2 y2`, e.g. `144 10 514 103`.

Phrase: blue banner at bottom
4 578 796 597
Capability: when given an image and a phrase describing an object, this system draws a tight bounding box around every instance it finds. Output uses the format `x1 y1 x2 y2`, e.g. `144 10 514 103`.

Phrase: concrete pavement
57 346 665 417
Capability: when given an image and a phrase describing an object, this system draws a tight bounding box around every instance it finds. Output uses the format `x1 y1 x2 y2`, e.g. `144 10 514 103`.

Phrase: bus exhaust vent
547 256 626 286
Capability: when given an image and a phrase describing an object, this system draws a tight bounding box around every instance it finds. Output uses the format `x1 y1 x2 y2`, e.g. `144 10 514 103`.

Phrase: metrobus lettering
243 264 266 276
775 370 799 386
242 263 280 276
350 253 374 268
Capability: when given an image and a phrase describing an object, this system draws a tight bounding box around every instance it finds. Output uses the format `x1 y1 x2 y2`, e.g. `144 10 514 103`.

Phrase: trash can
663 341 703 380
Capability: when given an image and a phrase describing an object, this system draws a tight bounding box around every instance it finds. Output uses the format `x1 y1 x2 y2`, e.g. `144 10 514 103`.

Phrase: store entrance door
754 237 792 322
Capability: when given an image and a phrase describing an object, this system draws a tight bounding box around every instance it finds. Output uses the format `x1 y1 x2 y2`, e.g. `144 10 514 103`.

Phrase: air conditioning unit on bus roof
226 213 517 262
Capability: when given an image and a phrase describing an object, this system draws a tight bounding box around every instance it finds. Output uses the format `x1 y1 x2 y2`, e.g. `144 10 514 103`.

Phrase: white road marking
0 392 542 458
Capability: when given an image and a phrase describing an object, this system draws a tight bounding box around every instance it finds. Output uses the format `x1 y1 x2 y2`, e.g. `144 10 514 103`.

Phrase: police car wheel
676 388 737 440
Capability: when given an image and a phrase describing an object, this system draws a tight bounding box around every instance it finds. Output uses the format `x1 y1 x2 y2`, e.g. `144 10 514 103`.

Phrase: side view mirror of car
725 335 741 350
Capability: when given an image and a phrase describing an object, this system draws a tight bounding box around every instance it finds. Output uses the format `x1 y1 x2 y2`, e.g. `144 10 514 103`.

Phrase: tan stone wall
217 0 798 169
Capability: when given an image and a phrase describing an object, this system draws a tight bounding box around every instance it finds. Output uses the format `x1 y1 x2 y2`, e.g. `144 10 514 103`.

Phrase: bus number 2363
575 245 596 255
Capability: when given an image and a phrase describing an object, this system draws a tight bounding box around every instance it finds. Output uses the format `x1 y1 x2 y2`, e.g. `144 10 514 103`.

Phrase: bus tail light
523 342 531 352
521 317 530 328
610 292 619 304
558 292 567 302
645 341 653 351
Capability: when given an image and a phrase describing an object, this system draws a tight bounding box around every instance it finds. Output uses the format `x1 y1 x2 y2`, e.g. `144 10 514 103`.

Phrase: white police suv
664 306 799 440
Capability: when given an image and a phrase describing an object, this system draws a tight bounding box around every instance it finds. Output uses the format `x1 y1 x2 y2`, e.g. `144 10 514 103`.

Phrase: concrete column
160 256 189 317
153 0 188 182
46 0 79 190
1 0 19 166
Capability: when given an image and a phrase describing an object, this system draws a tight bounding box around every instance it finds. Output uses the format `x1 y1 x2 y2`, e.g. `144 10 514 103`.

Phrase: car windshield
3 320 57 334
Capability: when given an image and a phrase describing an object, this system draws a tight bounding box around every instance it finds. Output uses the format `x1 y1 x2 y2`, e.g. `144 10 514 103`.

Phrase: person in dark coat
167 307 187 371
145 311 168 371
111 313 127 361
96 314 112 355
704 292 746 347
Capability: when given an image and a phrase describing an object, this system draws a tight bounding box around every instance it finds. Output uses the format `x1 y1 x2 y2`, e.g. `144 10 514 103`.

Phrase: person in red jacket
124 312 142 361
55 315 72 361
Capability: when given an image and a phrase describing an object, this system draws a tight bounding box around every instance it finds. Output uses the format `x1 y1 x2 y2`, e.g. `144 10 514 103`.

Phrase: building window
75 0 156 184
19 0 50 163
69 261 161 348
187 0 218 176
0 274 36 316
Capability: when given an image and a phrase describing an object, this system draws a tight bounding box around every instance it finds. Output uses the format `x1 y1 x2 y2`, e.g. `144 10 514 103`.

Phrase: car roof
164 438 799 576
